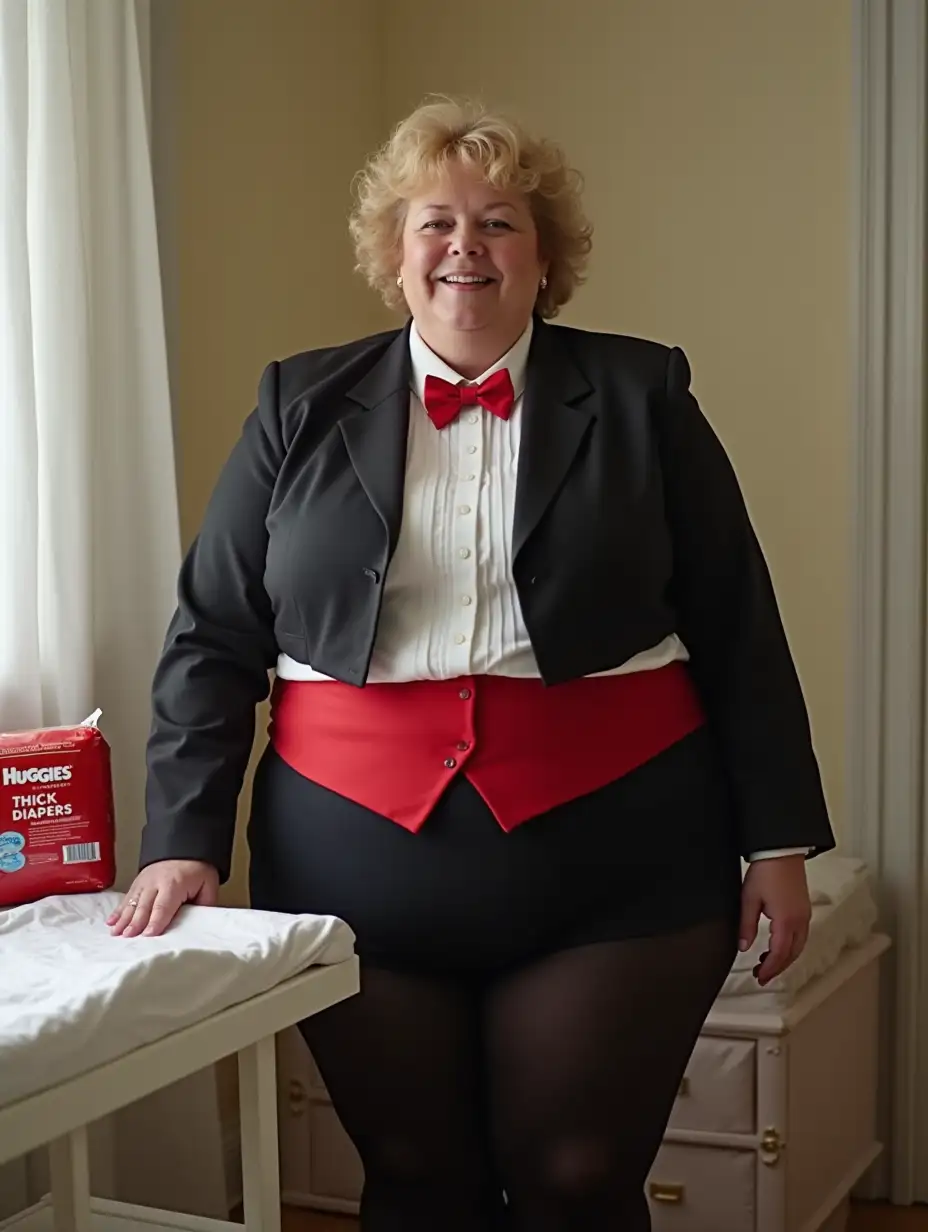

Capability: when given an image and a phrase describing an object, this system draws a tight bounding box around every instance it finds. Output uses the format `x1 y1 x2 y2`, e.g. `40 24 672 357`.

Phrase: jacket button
456 741 470 751
444 757 457 769
362 567 380 583
459 688 471 700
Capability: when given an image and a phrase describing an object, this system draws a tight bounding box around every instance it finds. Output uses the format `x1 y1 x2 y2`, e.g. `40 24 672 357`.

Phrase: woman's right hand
107 859 220 938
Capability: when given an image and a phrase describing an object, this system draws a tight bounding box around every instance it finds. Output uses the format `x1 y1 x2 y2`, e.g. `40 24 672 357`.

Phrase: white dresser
275 931 889 1232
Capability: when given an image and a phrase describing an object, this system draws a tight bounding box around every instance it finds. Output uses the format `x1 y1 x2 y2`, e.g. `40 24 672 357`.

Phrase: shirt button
466 445 477 455
459 688 471 700
461 595 472 606
456 741 470 751
467 413 478 424
444 757 457 769
459 547 471 559
454 633 466 645
458 505 471 515
465 473 476 481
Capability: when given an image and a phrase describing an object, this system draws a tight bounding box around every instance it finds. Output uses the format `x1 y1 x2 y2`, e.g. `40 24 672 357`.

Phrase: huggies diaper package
0 710 116 907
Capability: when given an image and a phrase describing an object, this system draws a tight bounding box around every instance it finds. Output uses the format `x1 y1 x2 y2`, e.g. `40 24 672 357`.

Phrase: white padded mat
719 853 878 1002
0 891 356 1108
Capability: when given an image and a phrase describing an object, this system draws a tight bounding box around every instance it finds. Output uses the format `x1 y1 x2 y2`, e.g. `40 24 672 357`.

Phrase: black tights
298 917 736 1231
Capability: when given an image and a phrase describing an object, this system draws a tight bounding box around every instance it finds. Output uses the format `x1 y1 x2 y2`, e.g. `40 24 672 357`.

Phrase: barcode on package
62 842 101 864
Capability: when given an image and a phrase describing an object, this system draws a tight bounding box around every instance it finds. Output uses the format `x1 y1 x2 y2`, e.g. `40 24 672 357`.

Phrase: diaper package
0 710 116 907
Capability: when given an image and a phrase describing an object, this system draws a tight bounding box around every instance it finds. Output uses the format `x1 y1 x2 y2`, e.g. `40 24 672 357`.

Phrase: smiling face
398 161 548 377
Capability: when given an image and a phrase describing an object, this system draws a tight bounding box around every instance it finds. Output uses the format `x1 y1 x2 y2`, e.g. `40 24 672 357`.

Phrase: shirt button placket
451 403 481 672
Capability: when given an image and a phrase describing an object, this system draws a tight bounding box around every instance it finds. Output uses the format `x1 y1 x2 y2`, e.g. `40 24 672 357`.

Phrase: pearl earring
396 275 403 288
540 276 548 290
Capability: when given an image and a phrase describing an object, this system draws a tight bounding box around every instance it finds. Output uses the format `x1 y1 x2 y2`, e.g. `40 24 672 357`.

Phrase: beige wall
155 0 852 914
382 0 852 834
157 0 387 541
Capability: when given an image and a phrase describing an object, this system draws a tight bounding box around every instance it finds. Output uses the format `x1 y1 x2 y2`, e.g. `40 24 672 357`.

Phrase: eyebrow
419 201 518 212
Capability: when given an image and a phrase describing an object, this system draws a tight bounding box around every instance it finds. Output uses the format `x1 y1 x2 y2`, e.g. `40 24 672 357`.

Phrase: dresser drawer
667 1036 756 1134
647 1143 755 1232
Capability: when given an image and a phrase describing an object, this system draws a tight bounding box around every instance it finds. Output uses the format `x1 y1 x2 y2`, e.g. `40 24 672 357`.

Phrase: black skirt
247 725 742 977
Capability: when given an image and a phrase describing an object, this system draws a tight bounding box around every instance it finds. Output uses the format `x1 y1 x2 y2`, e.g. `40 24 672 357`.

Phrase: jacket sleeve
656 346 835 859
138 362 284 883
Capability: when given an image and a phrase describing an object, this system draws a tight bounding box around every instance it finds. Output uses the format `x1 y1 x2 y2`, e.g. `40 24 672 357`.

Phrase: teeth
444 275 490 284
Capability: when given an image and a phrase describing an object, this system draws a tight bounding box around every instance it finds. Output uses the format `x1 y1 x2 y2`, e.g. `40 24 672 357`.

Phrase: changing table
0 892 360 1232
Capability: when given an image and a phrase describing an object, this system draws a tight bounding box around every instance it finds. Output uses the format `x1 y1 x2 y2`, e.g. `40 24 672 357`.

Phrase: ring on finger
127 897 140 907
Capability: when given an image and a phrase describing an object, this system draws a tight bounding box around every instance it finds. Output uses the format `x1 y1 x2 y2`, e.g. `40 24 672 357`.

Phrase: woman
113 97 835 1230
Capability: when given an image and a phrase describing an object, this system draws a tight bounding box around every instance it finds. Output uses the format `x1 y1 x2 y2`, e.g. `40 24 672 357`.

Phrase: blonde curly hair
349 96 592 319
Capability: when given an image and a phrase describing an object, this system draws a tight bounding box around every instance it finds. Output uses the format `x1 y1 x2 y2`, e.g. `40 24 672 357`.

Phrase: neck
415 320 528 381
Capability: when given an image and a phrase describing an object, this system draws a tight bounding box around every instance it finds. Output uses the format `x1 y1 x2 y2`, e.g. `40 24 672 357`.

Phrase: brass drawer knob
649 1181 685 1205
760 1126 786 1166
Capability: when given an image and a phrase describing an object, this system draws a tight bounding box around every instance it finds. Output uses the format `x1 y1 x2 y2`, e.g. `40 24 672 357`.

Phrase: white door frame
848 0 927 1206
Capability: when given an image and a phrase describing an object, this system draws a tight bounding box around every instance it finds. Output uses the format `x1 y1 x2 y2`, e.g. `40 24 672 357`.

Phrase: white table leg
238 1036 281 1232
49 1127 92 1232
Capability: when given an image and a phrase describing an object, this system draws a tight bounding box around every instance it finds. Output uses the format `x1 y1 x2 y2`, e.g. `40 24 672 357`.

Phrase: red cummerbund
269 662 707 833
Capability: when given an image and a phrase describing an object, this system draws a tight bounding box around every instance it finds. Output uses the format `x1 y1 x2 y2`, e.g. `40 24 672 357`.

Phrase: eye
484 219 513 230
421 220 452 230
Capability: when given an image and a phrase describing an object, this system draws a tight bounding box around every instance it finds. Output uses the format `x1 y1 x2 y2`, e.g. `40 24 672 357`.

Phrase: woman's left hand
739 855 812 987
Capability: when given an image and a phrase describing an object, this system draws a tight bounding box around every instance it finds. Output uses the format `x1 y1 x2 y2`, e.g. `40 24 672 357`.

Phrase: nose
449 221 485 257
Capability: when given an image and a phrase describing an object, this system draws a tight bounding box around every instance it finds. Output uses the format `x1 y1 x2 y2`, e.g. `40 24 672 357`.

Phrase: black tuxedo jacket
139 318 835 880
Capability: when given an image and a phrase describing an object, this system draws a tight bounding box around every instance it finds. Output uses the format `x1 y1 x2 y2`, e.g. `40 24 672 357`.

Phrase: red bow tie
423 370 515 430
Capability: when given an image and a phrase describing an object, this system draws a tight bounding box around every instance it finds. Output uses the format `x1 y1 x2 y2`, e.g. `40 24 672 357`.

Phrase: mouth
436 274 496 289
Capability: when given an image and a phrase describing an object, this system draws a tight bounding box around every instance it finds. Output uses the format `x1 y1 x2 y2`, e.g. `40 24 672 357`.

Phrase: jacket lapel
339 323 413 552
512 320 594 559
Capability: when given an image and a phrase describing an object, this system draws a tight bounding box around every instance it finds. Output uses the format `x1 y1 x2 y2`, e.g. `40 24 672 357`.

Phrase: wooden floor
282 1201 928 1231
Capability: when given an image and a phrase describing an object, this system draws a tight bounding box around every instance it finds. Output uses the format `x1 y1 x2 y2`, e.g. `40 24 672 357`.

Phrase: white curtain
0 0 180 888
0 2 229 1219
